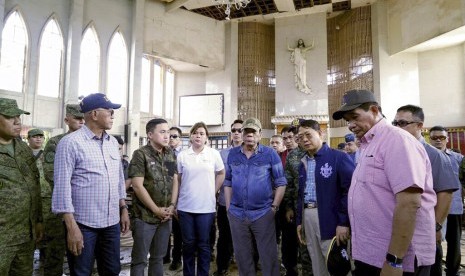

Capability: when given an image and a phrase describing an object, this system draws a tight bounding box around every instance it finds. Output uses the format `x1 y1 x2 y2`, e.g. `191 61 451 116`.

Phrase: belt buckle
305 202 317 209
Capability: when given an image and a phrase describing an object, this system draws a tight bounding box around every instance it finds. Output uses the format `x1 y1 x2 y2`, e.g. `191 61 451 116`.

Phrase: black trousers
353 260 431 276
164 216 182 263
445 214 462 276
216 204 234 272
278 208 298 276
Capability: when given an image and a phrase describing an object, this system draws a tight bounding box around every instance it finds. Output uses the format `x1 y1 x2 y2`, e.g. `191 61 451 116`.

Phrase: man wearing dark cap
52 93 130 275
337 142 346 151
0 98 43 275
343 133 358 163
224 117 287 276
41 104 84 276
28 128 45 157
333 90 436 276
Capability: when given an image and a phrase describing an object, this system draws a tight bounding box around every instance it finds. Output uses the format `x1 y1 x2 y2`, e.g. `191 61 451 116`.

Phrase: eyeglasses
430 136 447 141
95 108 114 116
169 135 179 139
391 120 420 127
231 128 242 133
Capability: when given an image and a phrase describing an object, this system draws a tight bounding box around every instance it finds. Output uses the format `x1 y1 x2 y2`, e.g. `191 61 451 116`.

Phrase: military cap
332 90 378 120
337 142 346 150
28 128 44 138
66 104 84 118
243 117 262 132
289 118 305 131
80 93 121 113
326 236 351 276
0 98 30 117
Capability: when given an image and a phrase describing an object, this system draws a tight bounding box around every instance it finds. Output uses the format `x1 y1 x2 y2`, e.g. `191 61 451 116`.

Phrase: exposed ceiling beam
166 0 191 12
274 0 295 12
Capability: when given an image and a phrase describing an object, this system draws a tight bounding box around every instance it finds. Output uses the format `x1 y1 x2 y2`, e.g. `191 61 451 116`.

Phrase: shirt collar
240 143 262 154
360 118 387 144
82 125 110 141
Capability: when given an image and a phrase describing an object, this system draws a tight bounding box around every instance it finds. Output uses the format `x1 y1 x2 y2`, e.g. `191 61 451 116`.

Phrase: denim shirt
224 144 287 222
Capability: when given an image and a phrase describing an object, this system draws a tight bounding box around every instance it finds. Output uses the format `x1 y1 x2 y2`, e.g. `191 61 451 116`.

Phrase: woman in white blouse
176 122 225 276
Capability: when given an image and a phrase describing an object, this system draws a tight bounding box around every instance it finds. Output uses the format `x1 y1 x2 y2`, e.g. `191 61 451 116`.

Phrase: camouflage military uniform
128 144 178 223
284 146 313 276
0 138 42 275
41 133 67 276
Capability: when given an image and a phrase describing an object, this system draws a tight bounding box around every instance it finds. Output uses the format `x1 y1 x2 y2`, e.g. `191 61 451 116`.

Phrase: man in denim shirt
224 117 287 276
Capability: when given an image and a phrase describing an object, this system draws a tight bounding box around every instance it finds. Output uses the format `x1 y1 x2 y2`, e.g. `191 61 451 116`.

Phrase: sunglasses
391 120 419 127
231 128 243 133
169 135 179 139
430 136 447 141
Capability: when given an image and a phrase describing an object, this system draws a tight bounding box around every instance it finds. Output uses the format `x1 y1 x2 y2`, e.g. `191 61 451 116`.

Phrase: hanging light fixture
215 0 251 20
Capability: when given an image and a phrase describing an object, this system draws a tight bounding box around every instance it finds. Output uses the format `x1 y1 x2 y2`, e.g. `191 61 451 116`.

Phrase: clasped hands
153 205 175 222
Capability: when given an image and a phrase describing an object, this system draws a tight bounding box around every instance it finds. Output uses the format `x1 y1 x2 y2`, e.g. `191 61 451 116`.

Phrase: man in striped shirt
52 93 130 276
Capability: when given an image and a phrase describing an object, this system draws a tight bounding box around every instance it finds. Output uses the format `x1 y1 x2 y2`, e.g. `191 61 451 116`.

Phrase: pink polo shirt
349 119 436 272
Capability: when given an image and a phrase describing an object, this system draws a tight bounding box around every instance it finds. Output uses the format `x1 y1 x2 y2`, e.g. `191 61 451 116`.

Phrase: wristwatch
120 205 129 212
386 253 403 265
435 222 442 232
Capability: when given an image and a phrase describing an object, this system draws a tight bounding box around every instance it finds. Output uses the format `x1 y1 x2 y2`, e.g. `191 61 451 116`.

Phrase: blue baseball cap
80 93 121 113
344 133 355 143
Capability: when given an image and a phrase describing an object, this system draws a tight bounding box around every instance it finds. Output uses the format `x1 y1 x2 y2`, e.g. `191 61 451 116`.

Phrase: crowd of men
0 89 463 276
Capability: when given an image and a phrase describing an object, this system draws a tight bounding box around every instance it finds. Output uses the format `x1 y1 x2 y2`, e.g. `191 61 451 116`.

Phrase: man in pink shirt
332 90 436 276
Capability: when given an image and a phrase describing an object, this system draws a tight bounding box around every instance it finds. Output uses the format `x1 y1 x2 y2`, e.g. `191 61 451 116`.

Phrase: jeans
164 216 182 263
66 223 121 276
228 209 280 276
178 211 215 276
130 218 172 276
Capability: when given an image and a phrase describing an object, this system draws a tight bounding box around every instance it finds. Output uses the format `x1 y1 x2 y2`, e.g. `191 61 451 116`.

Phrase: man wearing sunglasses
213 119 243 276
429 125 463 276
394 105 459 276
164 126 183 271
52 93 129 276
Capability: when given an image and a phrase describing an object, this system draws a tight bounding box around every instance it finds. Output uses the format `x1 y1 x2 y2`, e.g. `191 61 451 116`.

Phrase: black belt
304 202 317 209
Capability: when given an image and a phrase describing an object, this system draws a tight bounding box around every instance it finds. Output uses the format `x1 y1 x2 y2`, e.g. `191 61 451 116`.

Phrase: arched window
140 57 150 112
78 25 100 97
37 17 64 97
153 61 163 116
165 68 175 119
0 10 28 92
106 30 128 106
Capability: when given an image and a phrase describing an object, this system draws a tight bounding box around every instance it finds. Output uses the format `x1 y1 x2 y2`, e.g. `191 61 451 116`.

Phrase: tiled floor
33 230 465 275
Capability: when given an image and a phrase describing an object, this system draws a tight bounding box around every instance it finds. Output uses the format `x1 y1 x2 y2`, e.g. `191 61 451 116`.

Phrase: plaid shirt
52 125 126 228
304 156 317 203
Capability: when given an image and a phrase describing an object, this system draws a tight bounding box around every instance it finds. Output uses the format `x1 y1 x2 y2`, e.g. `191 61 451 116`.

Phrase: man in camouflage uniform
129 118 179 275
41 104 84 276
283 118 313 276
0 98 43 275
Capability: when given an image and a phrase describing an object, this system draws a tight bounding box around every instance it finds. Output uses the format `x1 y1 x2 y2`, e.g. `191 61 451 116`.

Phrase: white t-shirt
177 146 224 213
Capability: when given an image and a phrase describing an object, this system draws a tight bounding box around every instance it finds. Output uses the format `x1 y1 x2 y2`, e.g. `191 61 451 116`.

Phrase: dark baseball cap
332 90 377 120
80 93 121 113
66 104 84 118
289 118 305 131
337 142 346 150
0 98 30 117
326 236 351 276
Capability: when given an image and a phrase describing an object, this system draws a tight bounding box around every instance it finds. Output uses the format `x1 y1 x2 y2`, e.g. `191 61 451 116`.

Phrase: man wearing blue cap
52 93 130 276
0 98 43 275
344 133 359 164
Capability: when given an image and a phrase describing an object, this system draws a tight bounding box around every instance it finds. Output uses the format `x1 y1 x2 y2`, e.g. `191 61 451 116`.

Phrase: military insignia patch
45 152 55 163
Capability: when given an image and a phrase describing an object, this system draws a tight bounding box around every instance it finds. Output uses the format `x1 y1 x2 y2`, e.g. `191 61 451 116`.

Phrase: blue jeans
178 211 215 276
66 223 121 276
130 218 171 276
